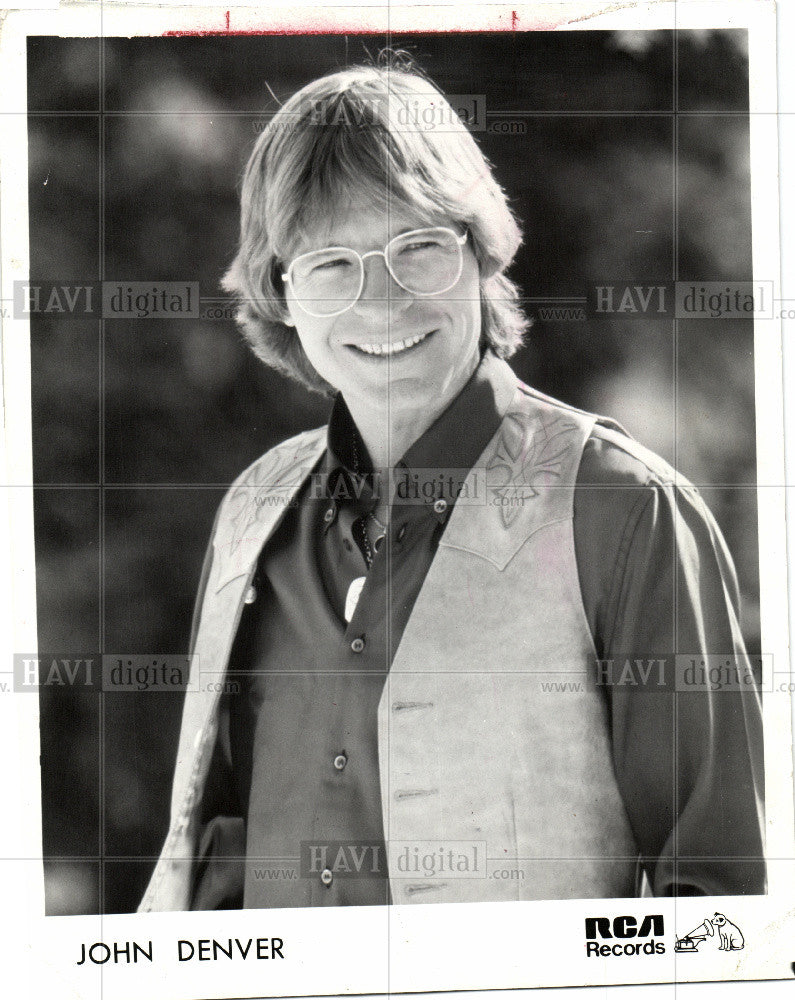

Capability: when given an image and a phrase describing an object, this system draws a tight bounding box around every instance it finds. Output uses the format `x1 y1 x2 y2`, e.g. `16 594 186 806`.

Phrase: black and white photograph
1 2 794 998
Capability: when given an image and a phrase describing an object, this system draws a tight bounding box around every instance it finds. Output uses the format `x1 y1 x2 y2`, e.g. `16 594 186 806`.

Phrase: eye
398 238 444 254
309 256 354 273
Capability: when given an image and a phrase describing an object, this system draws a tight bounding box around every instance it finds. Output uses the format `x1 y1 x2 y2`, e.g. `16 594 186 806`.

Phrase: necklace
359 521 375 570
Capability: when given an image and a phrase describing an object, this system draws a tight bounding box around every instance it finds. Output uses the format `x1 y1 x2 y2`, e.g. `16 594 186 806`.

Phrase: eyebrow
296 223 447 256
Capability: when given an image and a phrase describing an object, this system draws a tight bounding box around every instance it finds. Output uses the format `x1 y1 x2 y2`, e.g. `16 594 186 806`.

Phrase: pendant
344 576 366 623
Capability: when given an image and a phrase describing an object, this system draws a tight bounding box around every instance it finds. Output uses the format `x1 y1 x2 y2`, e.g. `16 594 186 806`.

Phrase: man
140 61 764 911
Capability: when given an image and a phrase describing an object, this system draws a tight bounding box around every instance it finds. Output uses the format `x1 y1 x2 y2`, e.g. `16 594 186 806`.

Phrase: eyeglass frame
280 226 469 318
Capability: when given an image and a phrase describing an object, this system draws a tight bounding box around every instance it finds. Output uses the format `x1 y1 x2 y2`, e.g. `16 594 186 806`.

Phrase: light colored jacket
141 358 667 910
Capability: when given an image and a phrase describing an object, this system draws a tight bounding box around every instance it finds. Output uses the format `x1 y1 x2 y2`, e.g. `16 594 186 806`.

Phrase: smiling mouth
350 330 434 357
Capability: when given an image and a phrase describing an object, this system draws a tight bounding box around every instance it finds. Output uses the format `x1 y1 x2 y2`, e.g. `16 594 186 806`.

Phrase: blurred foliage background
26 29 757 915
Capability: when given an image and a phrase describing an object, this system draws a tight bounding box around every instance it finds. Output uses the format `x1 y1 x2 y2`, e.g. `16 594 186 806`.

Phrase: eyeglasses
281 226 468 318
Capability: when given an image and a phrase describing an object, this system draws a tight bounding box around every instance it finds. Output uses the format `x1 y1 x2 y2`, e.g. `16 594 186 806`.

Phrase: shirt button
351 636 365 654
320 868 333 887
244 585 257 604
397 524 407 542
333 753 347 771
433 498 448 515
323 506 336 523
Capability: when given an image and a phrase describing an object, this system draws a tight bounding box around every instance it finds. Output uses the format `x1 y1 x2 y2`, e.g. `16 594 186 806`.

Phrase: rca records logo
675 913 745 953
584 914 665 957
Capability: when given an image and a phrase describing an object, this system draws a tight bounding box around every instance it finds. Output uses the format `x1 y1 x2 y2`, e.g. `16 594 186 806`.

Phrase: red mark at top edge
163 7 542 37
164 26 534 37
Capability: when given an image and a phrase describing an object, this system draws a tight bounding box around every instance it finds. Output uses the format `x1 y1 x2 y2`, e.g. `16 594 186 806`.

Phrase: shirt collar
324 348 506 516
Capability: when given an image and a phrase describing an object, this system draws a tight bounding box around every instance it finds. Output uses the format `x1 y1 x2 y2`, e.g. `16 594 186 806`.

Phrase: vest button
397 524 407 542
244 585 257 604
433 498 448 515
320 868 333 887
333 753 347 771
351 636 365 653
324 506 336 523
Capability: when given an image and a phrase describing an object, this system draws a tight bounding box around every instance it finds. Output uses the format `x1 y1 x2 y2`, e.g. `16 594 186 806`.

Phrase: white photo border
1 2 793 999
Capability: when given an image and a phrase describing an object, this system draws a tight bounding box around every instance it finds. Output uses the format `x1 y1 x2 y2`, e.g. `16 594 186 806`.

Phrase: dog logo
674 913 744 953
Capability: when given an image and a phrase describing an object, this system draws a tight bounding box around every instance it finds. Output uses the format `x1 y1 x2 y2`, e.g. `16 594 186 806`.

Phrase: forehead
288 200 448 256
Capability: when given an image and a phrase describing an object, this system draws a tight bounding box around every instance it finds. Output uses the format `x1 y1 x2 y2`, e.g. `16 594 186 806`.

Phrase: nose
353 251 411 315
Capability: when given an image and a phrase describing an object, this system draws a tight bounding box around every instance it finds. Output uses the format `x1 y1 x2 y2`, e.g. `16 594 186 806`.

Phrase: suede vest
139 361 639 911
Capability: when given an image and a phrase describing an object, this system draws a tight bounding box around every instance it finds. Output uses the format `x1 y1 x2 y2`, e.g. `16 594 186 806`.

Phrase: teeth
355 332 430 356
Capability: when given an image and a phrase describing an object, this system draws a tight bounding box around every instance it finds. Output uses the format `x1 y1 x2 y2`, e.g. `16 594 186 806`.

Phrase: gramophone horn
684 919 713 939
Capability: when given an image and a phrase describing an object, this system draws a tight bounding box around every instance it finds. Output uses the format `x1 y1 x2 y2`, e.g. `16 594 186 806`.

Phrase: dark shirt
190 350 764 907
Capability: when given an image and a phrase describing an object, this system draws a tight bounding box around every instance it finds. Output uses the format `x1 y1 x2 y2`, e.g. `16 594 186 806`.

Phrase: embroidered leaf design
487 412 579 527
